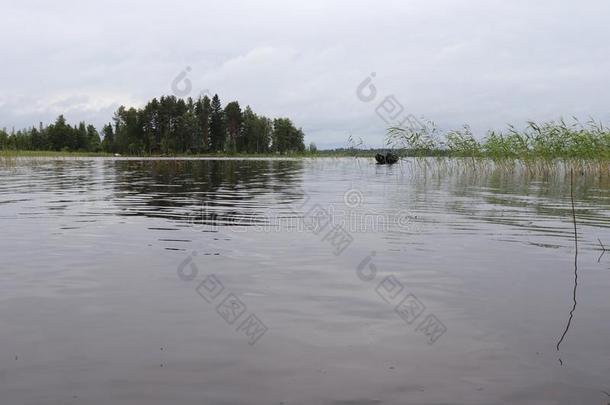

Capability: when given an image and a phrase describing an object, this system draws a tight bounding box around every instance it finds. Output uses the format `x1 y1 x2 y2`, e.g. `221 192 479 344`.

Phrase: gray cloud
1 0 609 147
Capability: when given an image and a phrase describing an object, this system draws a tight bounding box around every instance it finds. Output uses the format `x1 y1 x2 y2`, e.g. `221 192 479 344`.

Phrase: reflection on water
1 157 610 405
111 159 306 226
555 170 579 367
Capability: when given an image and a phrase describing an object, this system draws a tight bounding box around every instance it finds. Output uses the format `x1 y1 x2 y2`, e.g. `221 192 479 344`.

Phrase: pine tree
87 125 101 151
76 122 89 151
195 96 211 152
224 101 242 152
101 123 115 153
209 94 225 152
47 115 73 151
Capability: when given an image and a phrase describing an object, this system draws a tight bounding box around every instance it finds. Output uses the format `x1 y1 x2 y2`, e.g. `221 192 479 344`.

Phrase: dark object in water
385 152 398 164
375 153 386 164
376 152 398 165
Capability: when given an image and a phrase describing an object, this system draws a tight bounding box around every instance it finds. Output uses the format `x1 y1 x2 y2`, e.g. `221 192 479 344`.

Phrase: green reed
388 118 610 162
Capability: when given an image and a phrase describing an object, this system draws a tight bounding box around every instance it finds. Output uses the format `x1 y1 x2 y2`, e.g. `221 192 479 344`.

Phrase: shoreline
1 150 610 164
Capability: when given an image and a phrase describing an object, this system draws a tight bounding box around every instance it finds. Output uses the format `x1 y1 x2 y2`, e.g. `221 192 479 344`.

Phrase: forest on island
0 94 306 155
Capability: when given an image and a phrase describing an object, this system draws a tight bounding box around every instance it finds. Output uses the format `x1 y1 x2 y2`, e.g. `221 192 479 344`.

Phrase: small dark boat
375 153 386 164
385 152 398 164
375 152 398 165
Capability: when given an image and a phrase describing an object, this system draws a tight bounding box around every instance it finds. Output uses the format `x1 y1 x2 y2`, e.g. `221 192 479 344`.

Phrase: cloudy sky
1 0 610 148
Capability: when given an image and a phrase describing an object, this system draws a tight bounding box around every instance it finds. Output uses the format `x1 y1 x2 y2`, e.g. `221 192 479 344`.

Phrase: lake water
1 157 609 405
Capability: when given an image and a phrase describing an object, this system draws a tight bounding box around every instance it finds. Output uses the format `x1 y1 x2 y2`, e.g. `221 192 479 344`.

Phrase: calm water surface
1 157 609 405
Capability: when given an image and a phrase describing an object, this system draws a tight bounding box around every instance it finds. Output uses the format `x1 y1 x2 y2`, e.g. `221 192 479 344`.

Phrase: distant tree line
0 94 306 154
0 116 101 152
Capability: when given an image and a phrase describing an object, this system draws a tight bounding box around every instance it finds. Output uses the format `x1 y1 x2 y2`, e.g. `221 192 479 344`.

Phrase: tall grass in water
387 118 610 176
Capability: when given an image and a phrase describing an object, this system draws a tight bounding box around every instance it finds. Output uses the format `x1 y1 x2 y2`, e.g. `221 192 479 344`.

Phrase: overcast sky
1 0 610 148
